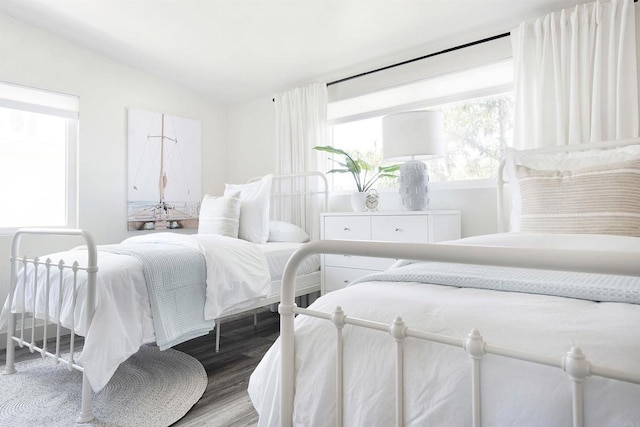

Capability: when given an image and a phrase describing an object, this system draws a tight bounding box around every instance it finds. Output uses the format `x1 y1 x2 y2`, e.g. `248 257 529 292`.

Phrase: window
324 60 514 192
0 82 78 230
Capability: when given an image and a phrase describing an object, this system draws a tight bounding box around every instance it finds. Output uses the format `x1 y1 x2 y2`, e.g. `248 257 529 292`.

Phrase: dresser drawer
324 254 396 270
371 215 429 243
323 266 378 292
323 216 371 240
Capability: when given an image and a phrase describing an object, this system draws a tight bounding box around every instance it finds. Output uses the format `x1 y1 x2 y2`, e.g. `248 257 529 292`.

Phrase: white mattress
257 242 320 282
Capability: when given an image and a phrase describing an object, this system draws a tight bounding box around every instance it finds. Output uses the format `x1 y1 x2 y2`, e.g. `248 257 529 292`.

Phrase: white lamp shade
382 110 444 161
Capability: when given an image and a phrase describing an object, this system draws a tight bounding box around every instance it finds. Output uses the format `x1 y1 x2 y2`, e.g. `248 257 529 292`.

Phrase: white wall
227 97 276 183
0 14 227 304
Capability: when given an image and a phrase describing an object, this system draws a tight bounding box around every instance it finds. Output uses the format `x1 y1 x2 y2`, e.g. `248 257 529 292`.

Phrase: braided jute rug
0 345 207 426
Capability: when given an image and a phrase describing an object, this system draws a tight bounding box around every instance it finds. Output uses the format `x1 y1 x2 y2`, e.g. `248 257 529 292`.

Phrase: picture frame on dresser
320 211 461 293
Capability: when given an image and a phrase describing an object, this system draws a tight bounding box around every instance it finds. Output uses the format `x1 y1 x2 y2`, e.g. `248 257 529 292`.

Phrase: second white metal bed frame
278 240 640 427
277 139 640 427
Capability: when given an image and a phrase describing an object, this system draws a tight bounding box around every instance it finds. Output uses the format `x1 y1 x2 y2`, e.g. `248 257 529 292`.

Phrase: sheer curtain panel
274 82 328 239
511 0 638 149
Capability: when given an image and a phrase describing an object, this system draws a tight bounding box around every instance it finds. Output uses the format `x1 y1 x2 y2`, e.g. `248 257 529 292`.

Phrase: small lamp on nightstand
382 110 444 211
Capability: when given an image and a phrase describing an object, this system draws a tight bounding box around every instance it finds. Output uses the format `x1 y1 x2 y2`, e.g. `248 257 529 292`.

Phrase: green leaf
345 157 361 174
326 168 351 174
378 164 400 173
357 159 373 171
315 145 397 192
313 146 349 157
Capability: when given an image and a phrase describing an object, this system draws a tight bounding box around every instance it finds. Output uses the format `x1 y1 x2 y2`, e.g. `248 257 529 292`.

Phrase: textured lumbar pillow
515 157 640 237
198 191 241 237
224 174 273 243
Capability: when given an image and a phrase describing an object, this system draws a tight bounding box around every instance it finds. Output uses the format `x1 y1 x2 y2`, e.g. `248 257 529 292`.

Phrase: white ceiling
0 0 588 104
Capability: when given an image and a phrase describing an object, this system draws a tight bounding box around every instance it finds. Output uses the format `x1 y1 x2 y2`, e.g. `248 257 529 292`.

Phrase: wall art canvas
127 108 201 231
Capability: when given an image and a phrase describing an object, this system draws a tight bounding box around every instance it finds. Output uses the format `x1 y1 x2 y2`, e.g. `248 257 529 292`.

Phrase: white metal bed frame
278 241 640 427
1 171 327 423
277 140 640 427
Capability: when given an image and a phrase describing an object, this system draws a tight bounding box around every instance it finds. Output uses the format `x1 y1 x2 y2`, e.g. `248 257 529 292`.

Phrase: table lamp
382 110 444 210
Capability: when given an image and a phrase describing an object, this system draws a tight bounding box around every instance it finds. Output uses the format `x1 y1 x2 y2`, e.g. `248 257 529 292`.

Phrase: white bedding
3 232 271 392
258 242 320 283
248 233 640 426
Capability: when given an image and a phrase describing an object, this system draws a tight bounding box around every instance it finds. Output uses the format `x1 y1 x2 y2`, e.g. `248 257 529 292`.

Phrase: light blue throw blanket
104 243 214 350
350 261 640 304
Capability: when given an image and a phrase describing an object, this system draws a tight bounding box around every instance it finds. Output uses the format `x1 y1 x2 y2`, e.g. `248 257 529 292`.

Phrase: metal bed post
464 329 486 427
331 307 346 427
2 228 98 424
279 244 302 427
563 346 590 427
1 236 19 375
389 317 406 427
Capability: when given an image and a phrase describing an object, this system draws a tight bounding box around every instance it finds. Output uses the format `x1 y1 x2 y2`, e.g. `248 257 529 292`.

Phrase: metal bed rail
2 228 98 423
278 239 640 427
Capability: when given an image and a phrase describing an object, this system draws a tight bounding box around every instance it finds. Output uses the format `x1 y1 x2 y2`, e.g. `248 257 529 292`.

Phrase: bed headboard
497 138 640 232
256 172 328 241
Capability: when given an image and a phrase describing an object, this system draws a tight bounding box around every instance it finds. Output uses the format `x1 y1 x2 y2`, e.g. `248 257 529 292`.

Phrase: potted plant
313 145 399 211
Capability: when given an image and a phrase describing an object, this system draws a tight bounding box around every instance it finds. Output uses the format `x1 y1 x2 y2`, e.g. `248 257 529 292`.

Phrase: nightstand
320 211 461 293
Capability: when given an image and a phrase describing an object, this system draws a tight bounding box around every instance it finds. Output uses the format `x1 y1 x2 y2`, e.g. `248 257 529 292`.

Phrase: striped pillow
198 191 241 237
516 157 640 237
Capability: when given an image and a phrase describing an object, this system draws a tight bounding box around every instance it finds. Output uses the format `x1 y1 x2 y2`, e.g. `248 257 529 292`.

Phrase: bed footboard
278 240 640 427
2 228 98 423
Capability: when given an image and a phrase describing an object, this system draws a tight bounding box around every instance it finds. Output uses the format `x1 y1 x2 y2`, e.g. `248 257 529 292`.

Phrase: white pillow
198 192 241 237
224 174 273 243
504 144 640 231
268 221 310 243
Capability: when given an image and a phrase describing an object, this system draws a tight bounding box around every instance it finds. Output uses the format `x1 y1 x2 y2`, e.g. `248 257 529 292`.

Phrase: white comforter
4 232 270 392
248 233 640 426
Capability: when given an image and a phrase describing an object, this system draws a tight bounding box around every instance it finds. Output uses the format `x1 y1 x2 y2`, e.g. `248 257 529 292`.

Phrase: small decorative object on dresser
365 189 379 212
320 210 461 293
313 145 399 212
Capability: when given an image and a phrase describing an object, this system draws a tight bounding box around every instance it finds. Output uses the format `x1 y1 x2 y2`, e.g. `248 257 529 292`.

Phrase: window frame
0 82 79 234
324 85 514 193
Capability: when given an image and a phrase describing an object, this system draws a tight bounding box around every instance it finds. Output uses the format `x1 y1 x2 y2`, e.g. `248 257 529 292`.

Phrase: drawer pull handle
395 228 402 232
344 227 350 231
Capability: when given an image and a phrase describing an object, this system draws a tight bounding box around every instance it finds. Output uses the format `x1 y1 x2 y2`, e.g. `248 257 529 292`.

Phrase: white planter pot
350 192 367 212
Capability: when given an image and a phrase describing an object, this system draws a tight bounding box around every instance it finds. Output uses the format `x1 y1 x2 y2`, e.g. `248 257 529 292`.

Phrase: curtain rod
326 32 510 87
272 31 509 102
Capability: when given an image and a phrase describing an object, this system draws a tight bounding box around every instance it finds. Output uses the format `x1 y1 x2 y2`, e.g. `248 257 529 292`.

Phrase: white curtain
274 82 328 239
511 0 638 149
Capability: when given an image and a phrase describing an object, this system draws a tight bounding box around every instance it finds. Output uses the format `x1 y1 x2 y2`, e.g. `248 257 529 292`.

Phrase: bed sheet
248 233 640 426
258 242 320 283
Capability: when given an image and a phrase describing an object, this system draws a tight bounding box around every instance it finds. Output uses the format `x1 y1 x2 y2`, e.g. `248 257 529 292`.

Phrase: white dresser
320 211 461 293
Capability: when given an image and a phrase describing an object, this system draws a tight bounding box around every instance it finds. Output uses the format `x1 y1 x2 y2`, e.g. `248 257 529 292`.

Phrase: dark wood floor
0 309 280 427
172 308 280 426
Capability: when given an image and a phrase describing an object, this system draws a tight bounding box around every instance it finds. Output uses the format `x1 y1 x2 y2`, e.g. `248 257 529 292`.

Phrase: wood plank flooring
0 309 280 427
172 308 280 426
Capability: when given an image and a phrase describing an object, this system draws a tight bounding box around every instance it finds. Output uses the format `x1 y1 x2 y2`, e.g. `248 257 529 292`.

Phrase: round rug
0 345 207 426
